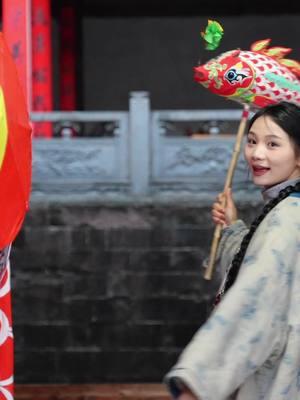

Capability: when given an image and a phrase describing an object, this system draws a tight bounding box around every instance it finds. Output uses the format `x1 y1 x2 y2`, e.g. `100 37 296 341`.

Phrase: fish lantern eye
225 69 237 82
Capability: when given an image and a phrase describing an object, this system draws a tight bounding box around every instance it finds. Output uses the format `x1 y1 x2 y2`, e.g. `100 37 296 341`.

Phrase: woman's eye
268 142 279 148
247 138 255 144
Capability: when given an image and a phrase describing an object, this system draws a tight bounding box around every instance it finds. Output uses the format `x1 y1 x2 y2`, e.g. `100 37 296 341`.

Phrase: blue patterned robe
165 193 300 400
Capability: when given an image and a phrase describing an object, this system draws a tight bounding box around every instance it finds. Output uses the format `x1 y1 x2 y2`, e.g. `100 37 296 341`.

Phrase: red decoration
59 5 77 111
0 33 32 247
2 0 32 109
194 39 300 109
0 33 32 400
32 0 53 137
0 262 14 400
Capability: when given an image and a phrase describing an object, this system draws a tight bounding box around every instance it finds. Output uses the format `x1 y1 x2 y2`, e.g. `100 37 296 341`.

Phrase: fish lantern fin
234 62 243 69
279 59 300 77
231 49 241 58
264 46 292 59
250 39 271 52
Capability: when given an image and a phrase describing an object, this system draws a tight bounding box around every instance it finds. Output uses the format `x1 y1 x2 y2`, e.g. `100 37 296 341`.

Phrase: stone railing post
129 91 151 196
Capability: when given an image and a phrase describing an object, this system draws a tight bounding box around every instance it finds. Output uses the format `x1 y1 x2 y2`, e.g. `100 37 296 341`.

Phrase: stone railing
31 92 258 203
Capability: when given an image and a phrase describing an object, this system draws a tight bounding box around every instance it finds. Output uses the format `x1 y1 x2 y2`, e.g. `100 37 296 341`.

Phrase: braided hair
215 101 300 304
224 182 300 294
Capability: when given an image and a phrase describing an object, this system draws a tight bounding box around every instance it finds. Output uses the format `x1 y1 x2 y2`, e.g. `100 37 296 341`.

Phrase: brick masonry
11 202 258 384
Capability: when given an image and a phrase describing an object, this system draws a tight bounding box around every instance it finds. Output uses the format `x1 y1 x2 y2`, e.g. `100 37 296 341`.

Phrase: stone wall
11 201 258 383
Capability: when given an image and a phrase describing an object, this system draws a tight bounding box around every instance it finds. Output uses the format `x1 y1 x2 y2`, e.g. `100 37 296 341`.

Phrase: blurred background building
1 0 300 392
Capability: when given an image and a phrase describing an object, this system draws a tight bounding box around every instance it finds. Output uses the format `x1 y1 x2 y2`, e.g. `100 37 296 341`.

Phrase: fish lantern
196 34 300 281
194 39 300 109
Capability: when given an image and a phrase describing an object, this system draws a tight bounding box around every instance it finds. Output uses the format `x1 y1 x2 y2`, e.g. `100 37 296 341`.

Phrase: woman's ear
296 155 300 169
295 146 300 168
296 146 300 162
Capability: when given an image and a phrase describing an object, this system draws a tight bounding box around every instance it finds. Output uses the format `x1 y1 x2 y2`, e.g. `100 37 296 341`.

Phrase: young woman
165 101 300 400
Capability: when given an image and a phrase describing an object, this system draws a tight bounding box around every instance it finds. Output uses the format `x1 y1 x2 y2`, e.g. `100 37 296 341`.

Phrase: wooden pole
204 105 250 280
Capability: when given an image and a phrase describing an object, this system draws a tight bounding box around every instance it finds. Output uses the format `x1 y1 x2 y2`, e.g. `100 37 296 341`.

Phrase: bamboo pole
204 105 250 280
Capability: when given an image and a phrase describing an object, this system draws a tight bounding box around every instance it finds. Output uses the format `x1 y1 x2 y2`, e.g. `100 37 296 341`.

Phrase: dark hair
248 101 300 151
215 102 300 304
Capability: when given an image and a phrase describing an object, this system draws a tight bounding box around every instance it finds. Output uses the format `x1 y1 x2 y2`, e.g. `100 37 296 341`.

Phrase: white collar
262 178 300 203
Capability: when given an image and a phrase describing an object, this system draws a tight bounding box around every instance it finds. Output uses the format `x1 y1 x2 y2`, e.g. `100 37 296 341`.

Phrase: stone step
15 384 170 400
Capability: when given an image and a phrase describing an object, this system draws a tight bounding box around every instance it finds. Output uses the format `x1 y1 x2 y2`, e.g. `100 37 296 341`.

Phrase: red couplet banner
2 0 32 110
59 5 77 111
31 0 53 137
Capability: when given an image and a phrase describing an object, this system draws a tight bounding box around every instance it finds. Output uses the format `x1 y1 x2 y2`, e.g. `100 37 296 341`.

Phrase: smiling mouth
252 166 270 176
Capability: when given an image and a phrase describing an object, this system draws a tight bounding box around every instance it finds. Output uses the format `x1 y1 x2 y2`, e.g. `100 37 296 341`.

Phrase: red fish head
194 50 254 98
194 65 209 83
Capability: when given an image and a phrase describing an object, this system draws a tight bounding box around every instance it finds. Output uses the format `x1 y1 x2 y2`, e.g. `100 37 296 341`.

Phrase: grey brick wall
11 203 258 383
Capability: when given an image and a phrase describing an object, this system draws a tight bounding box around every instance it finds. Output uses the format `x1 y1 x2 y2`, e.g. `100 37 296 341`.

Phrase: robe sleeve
202 220 248 278
216 220 249 276
165 202 298 400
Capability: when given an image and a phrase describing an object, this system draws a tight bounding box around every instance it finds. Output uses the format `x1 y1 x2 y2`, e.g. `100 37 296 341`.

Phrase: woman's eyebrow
265 134 283 140
247 131 283 140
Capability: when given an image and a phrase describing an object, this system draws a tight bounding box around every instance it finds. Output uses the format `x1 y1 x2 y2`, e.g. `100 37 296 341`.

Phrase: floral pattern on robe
165 194 300 400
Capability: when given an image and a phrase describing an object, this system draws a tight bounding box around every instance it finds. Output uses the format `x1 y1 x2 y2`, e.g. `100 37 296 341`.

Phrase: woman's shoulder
258 194 300 236
274 193 300 219
288 192 300 199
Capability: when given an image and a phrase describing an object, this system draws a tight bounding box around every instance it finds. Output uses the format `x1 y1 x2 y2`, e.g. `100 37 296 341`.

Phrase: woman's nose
251 145 265 160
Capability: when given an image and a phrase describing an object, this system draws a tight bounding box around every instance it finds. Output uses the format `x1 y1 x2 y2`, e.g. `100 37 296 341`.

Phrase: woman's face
244 115 300 188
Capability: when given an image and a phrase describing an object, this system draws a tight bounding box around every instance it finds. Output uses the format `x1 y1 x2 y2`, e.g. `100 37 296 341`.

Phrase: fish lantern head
194 49 255 101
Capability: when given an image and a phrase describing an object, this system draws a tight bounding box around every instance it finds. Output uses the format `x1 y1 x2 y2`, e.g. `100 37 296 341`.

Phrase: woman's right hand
211 187 237 227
